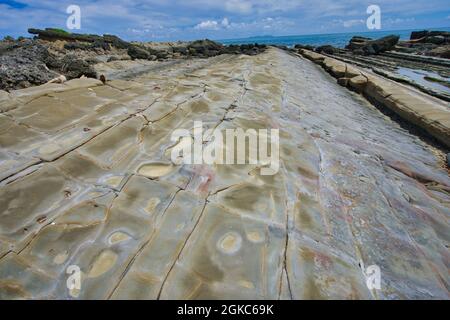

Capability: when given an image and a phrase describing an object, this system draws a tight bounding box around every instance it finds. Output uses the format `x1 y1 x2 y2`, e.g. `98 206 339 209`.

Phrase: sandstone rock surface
0 48 449 300
299 49 450 148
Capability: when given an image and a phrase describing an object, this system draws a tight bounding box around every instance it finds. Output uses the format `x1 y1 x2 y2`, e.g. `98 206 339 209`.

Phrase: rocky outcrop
0 39 100 90
345 36 372 50
294 44 315 51
315 45 338 55
300 49 450 148
0 39 60 90
346 35 400 55
28 28 131 49
60 55 97 79
396 30 450 59
0 29 268 91
428 45 450 59
410 30 450 41
187 39 223 56
29 29 266 61
127 45 155 60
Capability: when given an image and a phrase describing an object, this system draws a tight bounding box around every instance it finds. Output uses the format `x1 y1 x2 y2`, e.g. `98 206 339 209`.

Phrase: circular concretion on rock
88 250 118 278
239 280 255 289
217 232 242 255
137 162 174 178
53 251 69 264
109 231 131 244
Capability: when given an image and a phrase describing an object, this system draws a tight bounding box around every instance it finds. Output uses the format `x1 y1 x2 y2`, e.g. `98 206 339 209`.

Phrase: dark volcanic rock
411 30 430 40
63 42 92 50
316 45 337 55
102 34 131 49
29 28 132 51
411 30 450 40
183 39 266 57
426 36 446 45
60 55 97 79
0 40 59 90
347 35 399 55
1 29 267 91
428 45 450 59
187 39 224 57
127 45 152 60
295 44 315 51
29 28 100 43
346 36 373 50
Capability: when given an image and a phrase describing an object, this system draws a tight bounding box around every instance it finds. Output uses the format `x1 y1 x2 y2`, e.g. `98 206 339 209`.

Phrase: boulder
315 45 337 55
240 44 260 56
410 30 429 40
64 42 91 50
187 39 223 57
127 45 151 60
425 36 446 45
411 30 450 41
295 44 315 51
428 45 450 59
0 40 60 90
172 46 188 55
347 35 400 55
346 36 373 50
60 55 97 79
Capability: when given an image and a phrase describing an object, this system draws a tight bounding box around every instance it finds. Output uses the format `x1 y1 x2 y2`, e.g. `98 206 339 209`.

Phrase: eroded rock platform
0 48 449 299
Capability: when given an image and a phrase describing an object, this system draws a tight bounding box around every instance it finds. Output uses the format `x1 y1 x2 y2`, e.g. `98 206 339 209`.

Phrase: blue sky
0 0 449 41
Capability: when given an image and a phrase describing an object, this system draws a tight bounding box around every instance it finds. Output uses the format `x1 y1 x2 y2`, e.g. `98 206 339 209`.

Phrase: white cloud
221 17 230 27
342 19 365 28
194 17 231 30
385 17 415 24
194 20 219 30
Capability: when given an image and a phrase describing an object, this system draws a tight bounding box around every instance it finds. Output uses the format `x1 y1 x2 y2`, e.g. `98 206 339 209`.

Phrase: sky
0 0 449 41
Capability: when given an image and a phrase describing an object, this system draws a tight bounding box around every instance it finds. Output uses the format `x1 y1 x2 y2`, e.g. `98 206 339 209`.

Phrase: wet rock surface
0 48 448 299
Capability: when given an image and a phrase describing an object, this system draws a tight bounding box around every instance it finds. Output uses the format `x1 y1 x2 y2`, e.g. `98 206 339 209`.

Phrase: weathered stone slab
0 48 448 300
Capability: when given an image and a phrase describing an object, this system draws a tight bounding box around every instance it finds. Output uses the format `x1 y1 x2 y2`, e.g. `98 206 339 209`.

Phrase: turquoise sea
218 28 450 48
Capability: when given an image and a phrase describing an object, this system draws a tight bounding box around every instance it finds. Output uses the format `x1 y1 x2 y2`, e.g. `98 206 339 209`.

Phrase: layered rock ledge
299 49 450 149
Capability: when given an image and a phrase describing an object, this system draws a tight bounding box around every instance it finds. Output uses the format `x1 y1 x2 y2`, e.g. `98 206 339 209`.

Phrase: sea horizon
217 27 450 48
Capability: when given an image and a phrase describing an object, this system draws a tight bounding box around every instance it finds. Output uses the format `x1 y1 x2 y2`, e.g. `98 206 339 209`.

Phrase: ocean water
218 28 450 48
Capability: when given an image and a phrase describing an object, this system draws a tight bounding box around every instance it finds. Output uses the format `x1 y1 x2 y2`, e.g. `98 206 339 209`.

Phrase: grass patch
46 28 71 35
